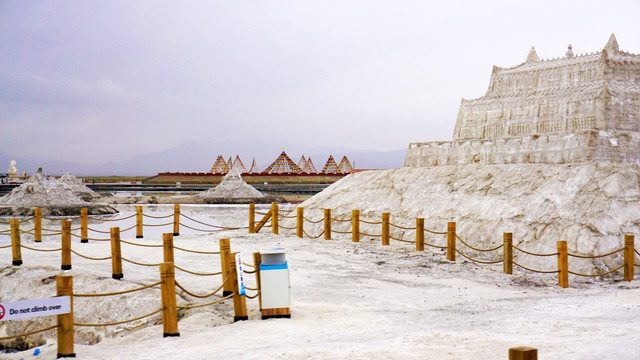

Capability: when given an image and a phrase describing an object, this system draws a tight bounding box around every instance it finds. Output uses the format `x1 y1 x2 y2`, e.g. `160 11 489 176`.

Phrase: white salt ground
1 204 639 359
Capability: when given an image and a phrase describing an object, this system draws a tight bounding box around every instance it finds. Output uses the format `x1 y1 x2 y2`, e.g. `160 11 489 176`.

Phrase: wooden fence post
160 262 180 337
110 227 123 280
382 212 390 246
352 210 360 243
163 233 174 263
296 207 304 238
173 204 180 236
56 274 75 358
416 218 424 251
228 252 248 322
447 222 456 261
80 208 88 243
253 252 262 311
219 238 232 296
503 232 513 274
61 220 72 270
557 240 568 288
624 234 634 281
10 218 22 266
324 209 331 240
509 346 537 360
271 202 279 235
136 206 143 239
34 208 42 243
249 203 256 234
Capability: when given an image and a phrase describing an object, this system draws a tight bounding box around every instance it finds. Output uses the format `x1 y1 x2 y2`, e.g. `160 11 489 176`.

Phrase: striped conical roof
337 155 353 174
321 155 339 174
263 151 303 174
303 157 318 173
248 158 259 173
298 155 307 169
230 155 247 173
211 155 228 174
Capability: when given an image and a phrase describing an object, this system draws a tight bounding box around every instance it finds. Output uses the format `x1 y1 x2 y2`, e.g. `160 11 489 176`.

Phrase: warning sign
0 296 70 321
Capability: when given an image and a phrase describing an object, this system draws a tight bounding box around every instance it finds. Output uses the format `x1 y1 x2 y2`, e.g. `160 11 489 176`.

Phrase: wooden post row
382 212 390 246
163 233 174 263
61 220 72 270
219 238 233 297
160 262 180 337
557 240 568 288
249 203 256 234
136 205 144 239
447 222 456 261
10 218 22 266
624 234 634 281
173 204 180 236
34 208 42 243
56 274 75 358
352 210 360 243
271 202 279 235
296 207 304 238
503 232 513 275
110 227 123 280
324 209 331 240
416 218 424 251
80 208 88 243
228 252 248 322
509 346 537 360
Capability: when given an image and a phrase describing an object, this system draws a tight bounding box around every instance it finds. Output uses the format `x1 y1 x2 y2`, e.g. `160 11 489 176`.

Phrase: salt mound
59 172 101 201
0 168 116 216
289 163 640 275
200 168 264 200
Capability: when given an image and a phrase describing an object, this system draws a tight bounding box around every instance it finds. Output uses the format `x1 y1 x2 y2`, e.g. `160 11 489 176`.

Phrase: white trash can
260 248 290 319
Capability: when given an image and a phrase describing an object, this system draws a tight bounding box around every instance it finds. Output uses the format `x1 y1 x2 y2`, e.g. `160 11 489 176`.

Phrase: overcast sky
1 1 639 164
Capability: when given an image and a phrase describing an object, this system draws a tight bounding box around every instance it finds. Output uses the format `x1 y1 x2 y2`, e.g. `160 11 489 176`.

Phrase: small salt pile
200 168 264 200
59 172 101 201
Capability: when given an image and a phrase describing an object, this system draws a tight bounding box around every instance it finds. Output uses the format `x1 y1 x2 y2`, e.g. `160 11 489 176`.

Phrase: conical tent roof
248 158 259 173
337 155 353 174
263 151 303 174
298 155 307 169
321 155 339 174
211 155 228 174
231 155 247 173
303 157 318 173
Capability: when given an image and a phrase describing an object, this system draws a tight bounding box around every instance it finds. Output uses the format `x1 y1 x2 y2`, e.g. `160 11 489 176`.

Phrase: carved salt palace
405 34 640 167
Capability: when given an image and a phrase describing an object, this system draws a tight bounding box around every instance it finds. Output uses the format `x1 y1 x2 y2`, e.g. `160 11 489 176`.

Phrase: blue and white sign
235 253 246 296
0 296 70 321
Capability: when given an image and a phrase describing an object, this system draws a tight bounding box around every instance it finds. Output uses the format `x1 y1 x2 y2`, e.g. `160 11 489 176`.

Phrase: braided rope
70 249 111 261
279 224 296 230
181 213 225 228
143 213 173 219
360 231 381 237
87 214 136 222
71 233 110 241
331 217 351 223
120 239 163 248
302 216 323 224
389 222 415 230
279 213 296 219
455 234 503 252
0 244 11 249
568 247 624 259
174 245 219 255
455 249 502 264
244 286 258 291
512 245 559 257
0 324 58 340
179 223 227 232
424 241 447 249
142 222 173 227
175 280 225 298
424 228 447 235
21 244 62 252
243 269 257 274
512 261 560 274
74 281 162 297
122 257 161 267
43 216 80 221
175 265 221 276
390 234 414 243
119 224 137 232
359 219 382 225
255 211 269 216
245 291 260 299
332 229 351 234
303 229 325 239
21 230 62 236
88 227 111 234
569 264 625 277
635 248 640 256
74 308 163 327
177 294 233 309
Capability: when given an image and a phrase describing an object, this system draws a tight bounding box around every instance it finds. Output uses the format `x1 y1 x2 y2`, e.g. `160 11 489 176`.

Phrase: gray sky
1 0 639 164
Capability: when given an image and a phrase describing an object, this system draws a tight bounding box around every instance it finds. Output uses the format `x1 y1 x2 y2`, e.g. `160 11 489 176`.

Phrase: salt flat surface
1 205 639 359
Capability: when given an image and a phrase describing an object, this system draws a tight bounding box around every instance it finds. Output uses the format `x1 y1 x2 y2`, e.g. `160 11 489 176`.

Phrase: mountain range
0 138 406 176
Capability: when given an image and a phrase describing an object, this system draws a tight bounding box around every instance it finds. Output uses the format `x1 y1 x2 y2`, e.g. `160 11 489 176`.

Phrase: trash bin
260 248 290 319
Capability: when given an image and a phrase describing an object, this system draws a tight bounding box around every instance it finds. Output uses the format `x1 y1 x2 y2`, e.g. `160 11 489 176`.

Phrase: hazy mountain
0 139 406 176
